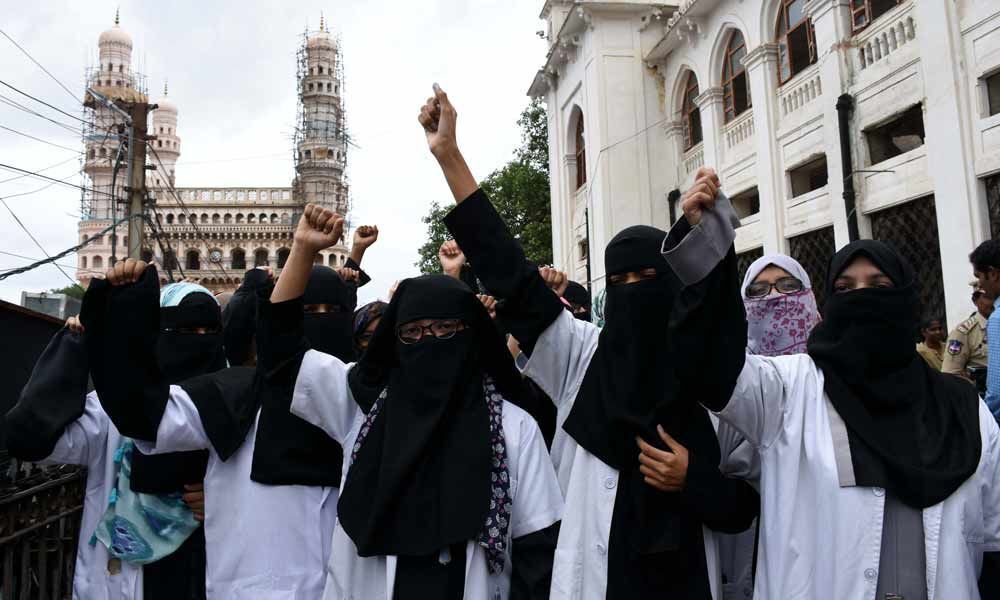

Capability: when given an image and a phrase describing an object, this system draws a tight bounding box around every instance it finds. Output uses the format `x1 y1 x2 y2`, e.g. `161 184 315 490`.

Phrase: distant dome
99 25 132 48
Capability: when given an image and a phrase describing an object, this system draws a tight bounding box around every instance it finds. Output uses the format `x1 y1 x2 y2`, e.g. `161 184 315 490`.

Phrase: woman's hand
681 167 721 226
439 240 467 278
183 483 205 522
293 204 344 254
106 258 149 286
637 425 690 492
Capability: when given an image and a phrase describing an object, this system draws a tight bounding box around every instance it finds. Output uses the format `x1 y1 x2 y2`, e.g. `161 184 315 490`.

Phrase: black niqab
807 240 982 508
339 274 526 558
562 225 719 599
563 281 592 322
250 265 356 486
222 268 273 366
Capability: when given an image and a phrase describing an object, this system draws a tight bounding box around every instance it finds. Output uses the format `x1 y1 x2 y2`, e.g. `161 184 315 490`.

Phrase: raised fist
353 225 379 250
418 84 458 159
477 294 498 319
681 167 721 226
66 315 84 334
106 258 149 286
336 267 360 283
438 239 466 276
538 266 569 297
295 204 344 253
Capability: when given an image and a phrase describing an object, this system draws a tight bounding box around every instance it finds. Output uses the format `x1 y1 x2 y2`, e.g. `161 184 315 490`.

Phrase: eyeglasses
745 276 804 299
304 303 344 314
397 319 464 344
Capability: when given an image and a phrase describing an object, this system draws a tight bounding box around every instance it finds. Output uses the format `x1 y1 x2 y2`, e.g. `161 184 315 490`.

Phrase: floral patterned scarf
741 254 821 357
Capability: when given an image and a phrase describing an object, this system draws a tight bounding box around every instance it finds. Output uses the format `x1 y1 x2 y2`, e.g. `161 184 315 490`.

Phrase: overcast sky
0 0 547 306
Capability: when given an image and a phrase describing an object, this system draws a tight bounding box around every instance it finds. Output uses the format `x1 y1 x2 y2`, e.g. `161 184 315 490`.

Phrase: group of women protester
4 83 1000 600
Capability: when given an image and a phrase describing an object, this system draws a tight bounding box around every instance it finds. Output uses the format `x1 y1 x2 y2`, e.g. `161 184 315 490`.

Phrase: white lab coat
521 310 759 600
136 386 338 599
40 392 143 600
717 353 1000 599
290 349 565 600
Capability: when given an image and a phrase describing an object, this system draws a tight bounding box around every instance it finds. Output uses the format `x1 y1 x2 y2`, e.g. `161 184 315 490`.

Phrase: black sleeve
443 190 563 353
3 328 90 461
510 521 560 600
664 220 748 413
81 267 169 441
681 451 759 534
344 257 371 289
981 551 1000 598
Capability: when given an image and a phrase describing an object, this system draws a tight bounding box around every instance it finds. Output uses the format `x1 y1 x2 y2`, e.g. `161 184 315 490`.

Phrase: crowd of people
5 85 1000 599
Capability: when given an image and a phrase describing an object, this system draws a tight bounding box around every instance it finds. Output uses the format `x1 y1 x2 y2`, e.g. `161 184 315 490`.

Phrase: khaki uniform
942 313 988 377
916 342 944 371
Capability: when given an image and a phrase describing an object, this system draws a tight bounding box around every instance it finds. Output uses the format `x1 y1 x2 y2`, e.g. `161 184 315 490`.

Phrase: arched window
178 214 186 224
573 110 587 190
231 248 246 270
270 213 278 224
212 213 221 224
281 213 291 224
254 248 269 267
851 0 903 34
328 254 337 267
200 214 209 224
93 256 103 269
81 256 87 268
722 30 752 123
776 0 817 84
314 254 324 265
259 213 267 223
186 250 200 271
224 214 232 224
166 213 174 224
140 248 153 263
247 214 256 224
681 71 703 150
277 247 290 268
163 251 177 271
236 214 245 224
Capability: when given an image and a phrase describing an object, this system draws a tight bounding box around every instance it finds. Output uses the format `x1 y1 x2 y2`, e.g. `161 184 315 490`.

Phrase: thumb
657 425 684 453
433 83 451 109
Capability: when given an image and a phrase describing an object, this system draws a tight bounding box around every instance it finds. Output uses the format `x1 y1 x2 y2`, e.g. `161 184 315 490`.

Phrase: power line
0 213 145 282
0 162 115 199
0 169 80 201
0 28 80 104
0 124 82 154
0 249 104 276
0 79 90 125
0 156 78 185
0 94 82 135
0 197 77 286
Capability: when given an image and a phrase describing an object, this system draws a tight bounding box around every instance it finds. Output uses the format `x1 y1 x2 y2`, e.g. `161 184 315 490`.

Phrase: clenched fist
438 240 466 277
353 225 379 251
106 258 149 286
295 204 345 253
538 266 569 297
418 84 458 159
681 167 721 226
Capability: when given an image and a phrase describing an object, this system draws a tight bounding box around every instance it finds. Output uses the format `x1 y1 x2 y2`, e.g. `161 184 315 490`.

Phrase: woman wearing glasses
741 254 821 358
260 202 564 600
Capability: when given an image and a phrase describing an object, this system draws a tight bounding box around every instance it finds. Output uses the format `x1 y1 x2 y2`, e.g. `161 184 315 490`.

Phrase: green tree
416 98 551 273
49 284 85 300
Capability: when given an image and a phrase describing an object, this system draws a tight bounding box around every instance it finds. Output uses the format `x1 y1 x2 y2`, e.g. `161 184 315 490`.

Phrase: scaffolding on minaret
292 20 352 224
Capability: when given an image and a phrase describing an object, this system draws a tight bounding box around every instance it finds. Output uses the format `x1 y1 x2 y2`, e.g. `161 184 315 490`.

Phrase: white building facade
77 15 351 292
530 0 1000 329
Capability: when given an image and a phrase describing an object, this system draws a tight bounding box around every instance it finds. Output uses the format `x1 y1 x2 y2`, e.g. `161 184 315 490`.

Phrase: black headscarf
338 274 527 558
563 280 592 322
807 240 982 508
250 265 357 486
222 268 273 366
352 300 388 355
562 225 720 597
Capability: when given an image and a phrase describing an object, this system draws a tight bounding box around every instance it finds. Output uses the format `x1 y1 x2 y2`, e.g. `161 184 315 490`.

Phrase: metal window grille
986 174 1000 239
788 226 836 307
737 247 764 285
870 196 946 320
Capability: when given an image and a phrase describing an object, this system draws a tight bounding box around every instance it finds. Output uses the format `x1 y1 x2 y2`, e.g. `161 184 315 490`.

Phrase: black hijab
250 265 357 486
563 280 592 322
562 225 720 597
807 240 982 508
338 274 527 558
222 268 273 366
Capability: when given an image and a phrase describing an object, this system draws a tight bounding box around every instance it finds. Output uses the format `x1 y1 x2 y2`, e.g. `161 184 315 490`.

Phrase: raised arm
346 224 378 288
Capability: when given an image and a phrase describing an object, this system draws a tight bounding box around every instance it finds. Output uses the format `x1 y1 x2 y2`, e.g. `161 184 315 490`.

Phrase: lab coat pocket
963 494 986 544
549 548 584 599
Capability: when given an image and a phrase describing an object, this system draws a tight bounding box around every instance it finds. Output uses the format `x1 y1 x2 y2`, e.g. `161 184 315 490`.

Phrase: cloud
0 0 546 307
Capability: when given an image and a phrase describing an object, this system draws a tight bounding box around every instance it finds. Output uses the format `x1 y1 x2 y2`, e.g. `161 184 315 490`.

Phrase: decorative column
694 86 725 172
912 0 986 328
743 43 786 254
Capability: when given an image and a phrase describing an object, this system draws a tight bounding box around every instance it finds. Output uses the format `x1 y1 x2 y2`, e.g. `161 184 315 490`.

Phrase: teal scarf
90 440 200 564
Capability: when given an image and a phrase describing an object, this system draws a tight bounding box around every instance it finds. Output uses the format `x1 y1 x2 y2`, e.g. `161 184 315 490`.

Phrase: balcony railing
856 2 917 71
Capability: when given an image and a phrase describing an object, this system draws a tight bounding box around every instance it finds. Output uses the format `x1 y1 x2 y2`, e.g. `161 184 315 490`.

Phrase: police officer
942 288 995 384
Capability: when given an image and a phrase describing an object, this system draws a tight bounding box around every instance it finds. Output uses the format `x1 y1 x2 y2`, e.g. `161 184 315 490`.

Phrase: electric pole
123 101 149 260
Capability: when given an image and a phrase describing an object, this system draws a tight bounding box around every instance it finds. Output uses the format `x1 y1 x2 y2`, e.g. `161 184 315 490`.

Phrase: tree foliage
49 284 85 300
416 98 552 274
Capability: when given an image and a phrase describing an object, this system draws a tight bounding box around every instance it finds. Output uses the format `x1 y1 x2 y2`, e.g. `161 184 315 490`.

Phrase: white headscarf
741 254 820 356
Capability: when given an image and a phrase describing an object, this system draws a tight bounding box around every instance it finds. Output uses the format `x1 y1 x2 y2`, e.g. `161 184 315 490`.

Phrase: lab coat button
596 543 607 556
873 487 885 497
864 568 877 580
604 477 616 490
